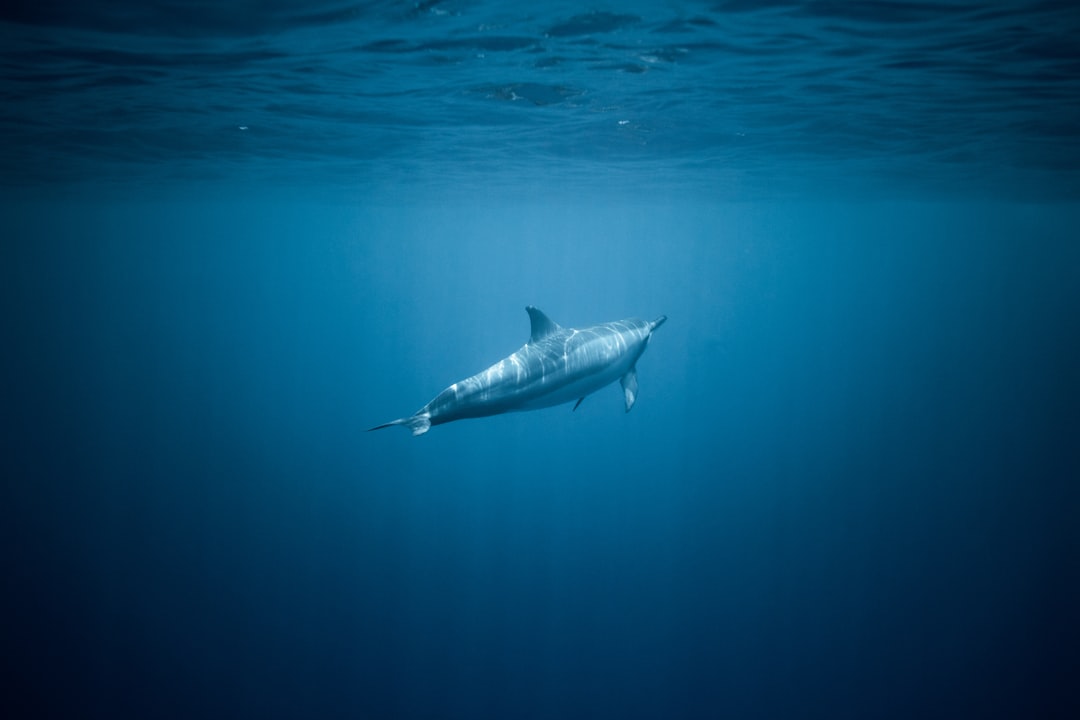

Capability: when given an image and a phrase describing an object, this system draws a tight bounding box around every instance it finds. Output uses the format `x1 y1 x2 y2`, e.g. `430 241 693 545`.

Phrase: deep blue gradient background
4 199 1077 718
3 2 1080 719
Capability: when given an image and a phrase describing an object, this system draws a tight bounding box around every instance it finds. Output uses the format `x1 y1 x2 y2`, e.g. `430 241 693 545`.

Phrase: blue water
2 2 1079 719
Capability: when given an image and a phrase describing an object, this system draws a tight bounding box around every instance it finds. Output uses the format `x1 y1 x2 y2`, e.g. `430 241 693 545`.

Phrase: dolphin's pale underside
370 306 667 436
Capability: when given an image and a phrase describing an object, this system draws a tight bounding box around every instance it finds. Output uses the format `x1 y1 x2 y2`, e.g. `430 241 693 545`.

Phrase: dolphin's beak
650 315 667 332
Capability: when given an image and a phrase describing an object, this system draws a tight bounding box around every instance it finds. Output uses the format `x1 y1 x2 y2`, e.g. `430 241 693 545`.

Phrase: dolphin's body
370 306 667 436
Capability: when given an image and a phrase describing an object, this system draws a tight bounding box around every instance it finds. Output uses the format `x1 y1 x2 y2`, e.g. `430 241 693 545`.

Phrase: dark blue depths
4 201 1077 719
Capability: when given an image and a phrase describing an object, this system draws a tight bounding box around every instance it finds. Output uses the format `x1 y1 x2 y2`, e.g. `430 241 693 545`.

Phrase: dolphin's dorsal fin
526 306 562 343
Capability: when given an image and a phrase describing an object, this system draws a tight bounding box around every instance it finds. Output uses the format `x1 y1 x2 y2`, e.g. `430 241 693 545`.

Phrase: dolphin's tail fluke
368 413 432 436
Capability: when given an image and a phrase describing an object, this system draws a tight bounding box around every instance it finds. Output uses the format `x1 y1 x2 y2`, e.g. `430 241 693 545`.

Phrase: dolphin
370 306 667 436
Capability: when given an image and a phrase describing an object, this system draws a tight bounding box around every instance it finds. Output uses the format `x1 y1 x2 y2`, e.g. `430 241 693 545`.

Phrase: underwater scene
3 2 1078 718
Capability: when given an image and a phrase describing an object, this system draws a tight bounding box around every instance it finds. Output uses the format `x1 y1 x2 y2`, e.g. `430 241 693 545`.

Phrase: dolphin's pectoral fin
621 367 639 412
573 397 585 411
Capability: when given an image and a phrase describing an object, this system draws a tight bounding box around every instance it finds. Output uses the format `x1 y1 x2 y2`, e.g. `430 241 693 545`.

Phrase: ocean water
2 2 1079 719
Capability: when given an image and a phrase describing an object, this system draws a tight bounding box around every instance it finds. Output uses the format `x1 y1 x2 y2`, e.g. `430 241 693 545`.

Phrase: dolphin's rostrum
370 306 667 436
